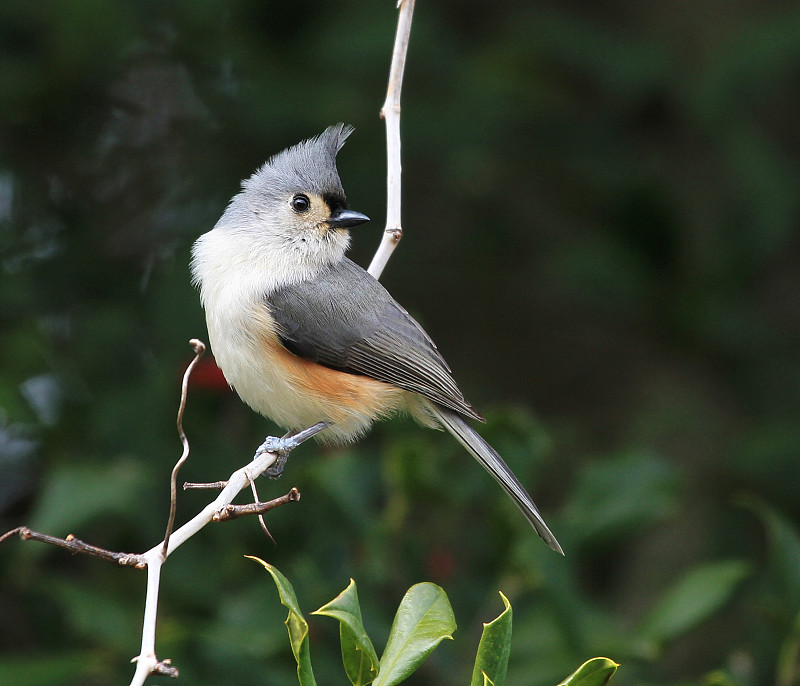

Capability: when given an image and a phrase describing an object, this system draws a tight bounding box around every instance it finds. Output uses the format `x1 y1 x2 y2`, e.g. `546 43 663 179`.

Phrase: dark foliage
2 2 800 684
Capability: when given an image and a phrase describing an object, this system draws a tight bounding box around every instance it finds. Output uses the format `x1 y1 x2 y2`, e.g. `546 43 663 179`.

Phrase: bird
191 124 562 554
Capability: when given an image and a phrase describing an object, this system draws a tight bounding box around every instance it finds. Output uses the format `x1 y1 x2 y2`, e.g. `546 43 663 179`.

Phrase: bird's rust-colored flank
263 334 405 425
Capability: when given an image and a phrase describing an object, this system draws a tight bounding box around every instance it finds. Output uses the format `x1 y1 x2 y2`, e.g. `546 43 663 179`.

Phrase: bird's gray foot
257 422 330 479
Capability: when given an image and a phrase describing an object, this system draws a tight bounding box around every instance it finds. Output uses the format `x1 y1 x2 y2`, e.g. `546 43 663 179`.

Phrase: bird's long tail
428 404 563 555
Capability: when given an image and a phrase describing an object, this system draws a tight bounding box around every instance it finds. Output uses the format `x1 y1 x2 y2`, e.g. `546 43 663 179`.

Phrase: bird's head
216 123 369 267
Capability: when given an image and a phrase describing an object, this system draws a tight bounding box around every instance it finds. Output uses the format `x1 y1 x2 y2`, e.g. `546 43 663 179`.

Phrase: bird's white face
192 123 367 308
271 190 352 261
191 183 366 323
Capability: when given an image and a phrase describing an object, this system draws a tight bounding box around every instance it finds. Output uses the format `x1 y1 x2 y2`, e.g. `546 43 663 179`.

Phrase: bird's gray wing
266 258 482 421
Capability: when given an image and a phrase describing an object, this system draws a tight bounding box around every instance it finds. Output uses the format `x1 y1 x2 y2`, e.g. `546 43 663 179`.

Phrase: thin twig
162 339 206 558
367 0 416 279
183 480 228 490
152 660 179 679
247 475 276 543
213 488 301 522
0 527 145 568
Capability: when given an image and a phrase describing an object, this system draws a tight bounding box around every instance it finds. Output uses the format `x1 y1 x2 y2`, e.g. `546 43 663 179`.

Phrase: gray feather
244 123 354 203
428 404 563 554
266 258 483 421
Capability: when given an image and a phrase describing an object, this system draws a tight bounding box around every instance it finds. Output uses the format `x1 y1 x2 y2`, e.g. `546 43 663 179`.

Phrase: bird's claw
257 437 291 478
255 422 331 479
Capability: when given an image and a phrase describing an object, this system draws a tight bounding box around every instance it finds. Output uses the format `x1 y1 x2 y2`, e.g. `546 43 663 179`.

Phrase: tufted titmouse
191 124 562 553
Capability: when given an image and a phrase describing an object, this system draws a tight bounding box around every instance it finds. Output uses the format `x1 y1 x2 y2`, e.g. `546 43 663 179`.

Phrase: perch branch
128 419 328 686
368 0 416 279
131 448 278 684
127 333 326 686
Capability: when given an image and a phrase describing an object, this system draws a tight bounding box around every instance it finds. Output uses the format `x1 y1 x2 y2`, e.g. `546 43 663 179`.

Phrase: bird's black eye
291 194 310 213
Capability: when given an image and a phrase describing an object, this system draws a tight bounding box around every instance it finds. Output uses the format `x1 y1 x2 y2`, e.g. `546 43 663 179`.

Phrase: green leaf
312 578 380 686
640 559 750 644
248 557 317 686
470 592 513 686
740 496 800 612
558 657 619 686
374 582 457 686
28 459 144 538
741 498 800 686
564 452 678 545
0 652 101 686
777 610 800 686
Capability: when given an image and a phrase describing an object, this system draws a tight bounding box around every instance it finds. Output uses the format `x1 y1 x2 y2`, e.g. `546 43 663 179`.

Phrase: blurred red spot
189 357 230 392
426 546 456 581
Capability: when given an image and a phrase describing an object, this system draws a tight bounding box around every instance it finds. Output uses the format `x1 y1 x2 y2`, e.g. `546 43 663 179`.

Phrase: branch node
154 659 180 679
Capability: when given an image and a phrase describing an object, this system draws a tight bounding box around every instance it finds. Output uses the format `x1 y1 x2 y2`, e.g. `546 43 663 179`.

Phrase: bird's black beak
327 207 370 229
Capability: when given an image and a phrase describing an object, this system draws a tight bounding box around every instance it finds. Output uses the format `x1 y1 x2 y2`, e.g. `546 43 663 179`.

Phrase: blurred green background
2 1 800 684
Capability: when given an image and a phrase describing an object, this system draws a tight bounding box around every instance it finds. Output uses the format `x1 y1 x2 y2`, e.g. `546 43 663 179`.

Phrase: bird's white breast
191 226 309 401
191 225 409 442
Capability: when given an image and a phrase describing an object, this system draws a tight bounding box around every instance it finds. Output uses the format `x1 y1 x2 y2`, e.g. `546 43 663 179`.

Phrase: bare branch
247 475 275 543
213 488 301 522
129 420 328 686
152 660 179 679
368 0 416 279
183 480 228 490
0 526 145 568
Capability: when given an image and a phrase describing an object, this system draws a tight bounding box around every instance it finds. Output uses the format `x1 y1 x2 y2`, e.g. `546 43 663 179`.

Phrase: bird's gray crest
244 123 355 201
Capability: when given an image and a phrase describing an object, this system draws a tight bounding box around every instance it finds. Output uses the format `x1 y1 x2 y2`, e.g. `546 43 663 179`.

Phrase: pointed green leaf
0 652 100 686
740 496 800 611
29 460 144 539
247 557 317 686
777 611 800 686
739 499 800 686
374 583 457 686
312 578 379 686
640 559 750 644
470 592 513 686
565 452 678 544
558 657 619 686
